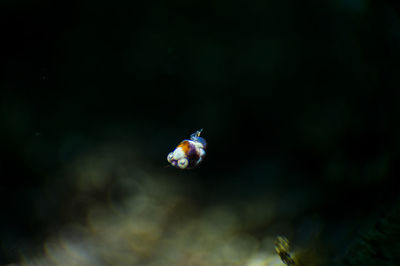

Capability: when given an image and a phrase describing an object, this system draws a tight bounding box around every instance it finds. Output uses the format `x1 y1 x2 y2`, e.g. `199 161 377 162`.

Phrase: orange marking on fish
177 141 191 154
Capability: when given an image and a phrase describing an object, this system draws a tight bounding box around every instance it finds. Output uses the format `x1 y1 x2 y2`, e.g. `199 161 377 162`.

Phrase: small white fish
167 129 207 169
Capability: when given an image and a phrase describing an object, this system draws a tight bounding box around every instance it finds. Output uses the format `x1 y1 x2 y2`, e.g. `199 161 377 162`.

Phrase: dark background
1 0 400 264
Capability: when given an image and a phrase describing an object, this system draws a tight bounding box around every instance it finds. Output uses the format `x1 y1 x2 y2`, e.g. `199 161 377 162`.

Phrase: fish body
167 129 206 169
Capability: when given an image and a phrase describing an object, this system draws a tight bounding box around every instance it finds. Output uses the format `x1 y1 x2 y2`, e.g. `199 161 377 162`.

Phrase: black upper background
1 0 400 264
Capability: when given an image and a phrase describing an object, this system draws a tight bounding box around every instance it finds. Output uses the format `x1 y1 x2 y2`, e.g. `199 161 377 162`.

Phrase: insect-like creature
167 129 207 169
275 236 296 266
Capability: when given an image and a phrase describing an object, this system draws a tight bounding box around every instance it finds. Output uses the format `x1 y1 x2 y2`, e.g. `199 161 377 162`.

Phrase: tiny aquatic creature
167 129 207 169
275 236 296 266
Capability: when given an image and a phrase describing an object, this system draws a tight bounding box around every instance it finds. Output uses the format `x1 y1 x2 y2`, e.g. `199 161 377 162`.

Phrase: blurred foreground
10 144 323 266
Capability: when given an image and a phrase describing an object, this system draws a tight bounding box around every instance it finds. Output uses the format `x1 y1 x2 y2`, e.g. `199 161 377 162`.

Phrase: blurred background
1 0 400 265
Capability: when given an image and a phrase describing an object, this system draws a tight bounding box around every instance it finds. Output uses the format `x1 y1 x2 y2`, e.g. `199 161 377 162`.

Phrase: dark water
1 0 400 265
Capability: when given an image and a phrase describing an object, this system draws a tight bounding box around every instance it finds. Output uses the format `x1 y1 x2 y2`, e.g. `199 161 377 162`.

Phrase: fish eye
167 152 174 163
177 158 188 169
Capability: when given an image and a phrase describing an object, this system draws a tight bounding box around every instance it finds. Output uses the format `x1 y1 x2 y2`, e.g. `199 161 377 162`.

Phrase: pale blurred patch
18 144 304 266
